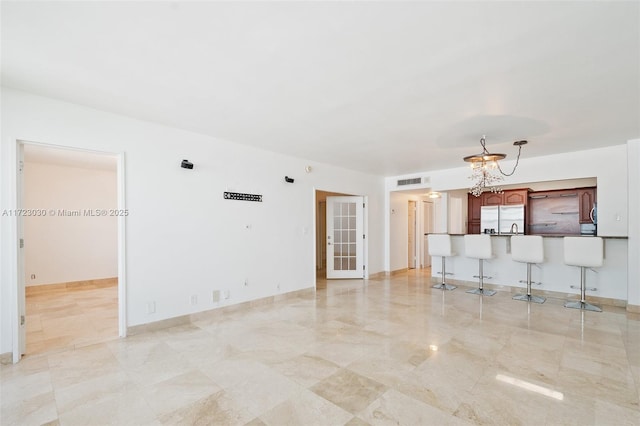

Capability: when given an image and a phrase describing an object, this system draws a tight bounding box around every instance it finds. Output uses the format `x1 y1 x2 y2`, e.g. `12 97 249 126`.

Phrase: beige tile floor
2 269 639 425
24 279 118 356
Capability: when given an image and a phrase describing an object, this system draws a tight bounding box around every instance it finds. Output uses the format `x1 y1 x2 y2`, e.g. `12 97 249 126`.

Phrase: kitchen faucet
510 223 519 234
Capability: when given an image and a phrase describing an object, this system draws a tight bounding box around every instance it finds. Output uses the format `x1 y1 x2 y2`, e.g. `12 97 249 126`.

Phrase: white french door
326 196 364 279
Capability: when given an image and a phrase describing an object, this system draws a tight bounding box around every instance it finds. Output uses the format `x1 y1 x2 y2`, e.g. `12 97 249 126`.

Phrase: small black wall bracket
284 176 294 183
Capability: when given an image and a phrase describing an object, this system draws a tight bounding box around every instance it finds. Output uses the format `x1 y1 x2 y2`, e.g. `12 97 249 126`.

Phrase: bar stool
464 234 496 296
511 235 546 304
563 237 603 312
428 234 456 291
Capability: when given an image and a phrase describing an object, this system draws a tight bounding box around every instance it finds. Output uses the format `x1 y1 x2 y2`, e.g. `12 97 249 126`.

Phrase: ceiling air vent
397 177 422 186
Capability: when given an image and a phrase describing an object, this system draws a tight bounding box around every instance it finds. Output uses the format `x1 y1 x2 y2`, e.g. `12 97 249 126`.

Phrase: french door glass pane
333 201 358 271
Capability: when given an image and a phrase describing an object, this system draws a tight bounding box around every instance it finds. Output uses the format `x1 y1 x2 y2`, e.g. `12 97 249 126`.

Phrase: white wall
389 192 410 272
24 161 118 286
0 88 385 354
447 190 467 234
628 139 640 308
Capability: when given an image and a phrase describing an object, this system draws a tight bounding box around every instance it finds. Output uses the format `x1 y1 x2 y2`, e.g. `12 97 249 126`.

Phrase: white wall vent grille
397 177 422 186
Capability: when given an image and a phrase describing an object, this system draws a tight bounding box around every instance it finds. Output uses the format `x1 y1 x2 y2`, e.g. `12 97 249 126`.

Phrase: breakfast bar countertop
427 233 628 239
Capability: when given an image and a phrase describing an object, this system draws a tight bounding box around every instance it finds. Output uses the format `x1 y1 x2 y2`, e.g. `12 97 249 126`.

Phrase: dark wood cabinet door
468 193 483 222
483 192 503 206
578 188 596 223
504 189 528 205
468 221 481 234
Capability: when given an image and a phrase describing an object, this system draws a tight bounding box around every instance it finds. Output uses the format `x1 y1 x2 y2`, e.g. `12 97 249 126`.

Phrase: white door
326 196 364 279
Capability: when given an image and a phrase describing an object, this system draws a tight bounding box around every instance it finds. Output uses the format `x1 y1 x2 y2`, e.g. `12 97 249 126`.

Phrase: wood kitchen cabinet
467 188 530 233
467 194 483 234
482 192 503 206
578 188 597 224
504 189 529 205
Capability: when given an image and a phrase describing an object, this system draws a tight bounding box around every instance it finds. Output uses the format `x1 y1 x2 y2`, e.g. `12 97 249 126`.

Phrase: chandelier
464 135 527 197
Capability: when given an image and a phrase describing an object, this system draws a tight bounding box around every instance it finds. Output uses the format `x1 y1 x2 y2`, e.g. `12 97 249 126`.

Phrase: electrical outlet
223 289 230 300
212 290 220 303
244 278 248 286
146 301 156 314
277 283 281 291
190 295 197 305
30 274 36 280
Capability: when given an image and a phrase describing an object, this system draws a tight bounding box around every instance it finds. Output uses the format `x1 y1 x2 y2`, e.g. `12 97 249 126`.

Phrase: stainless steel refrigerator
480 204 525 234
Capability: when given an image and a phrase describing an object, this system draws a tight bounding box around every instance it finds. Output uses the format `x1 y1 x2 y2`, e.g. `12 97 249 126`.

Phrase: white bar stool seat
564 237 603 312
464 234 496 296
428 234 456 291
511 236 546 304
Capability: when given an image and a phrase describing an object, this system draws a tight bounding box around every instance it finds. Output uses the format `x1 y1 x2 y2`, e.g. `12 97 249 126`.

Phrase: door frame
408 200 417 269
313 188 368 287
11 139 127 363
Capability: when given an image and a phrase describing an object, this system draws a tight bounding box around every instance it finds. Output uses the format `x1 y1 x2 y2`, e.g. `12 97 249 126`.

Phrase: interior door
326 196 364 279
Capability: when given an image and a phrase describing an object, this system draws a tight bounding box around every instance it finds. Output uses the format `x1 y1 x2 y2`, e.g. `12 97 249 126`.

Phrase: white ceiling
2 1 639 176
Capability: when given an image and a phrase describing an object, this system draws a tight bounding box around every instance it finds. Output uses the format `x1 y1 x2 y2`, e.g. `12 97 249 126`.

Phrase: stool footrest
570 285 597 292
473 275 492 279
519 280 542 285
436 272 454 276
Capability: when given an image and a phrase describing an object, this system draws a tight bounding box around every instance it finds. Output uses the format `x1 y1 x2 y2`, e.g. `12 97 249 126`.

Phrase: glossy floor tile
2 270 639 425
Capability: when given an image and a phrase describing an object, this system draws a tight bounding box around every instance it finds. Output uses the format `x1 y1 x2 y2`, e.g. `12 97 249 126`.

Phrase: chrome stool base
466 288 496 296
513 294 546 304
432 283 456 291
564 300 602 312
432 256 456 291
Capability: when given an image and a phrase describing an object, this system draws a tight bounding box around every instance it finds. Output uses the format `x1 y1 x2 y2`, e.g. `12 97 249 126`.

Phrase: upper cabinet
480 189 529 206
578 188 597 224
482 192 503 206
503 189 529 205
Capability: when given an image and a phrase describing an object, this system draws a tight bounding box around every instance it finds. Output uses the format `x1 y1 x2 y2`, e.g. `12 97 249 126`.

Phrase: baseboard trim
26 277 117 295
627 304 640 313
366 271 386 279
434 276 628 308
127 287 316 335
0 352 12 365
385 268 409 277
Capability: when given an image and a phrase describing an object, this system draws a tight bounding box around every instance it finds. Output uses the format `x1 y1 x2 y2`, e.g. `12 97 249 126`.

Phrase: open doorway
18 142 122 357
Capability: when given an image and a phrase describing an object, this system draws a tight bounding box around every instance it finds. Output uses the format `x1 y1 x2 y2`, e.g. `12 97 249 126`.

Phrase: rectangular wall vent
397 177 422 186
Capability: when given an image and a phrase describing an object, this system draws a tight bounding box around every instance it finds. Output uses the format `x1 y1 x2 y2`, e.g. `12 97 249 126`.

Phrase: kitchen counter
426 234 628 302
427 233 627 239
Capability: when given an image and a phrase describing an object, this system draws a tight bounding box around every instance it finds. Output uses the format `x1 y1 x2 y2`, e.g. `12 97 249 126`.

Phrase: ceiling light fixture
464 135 527 197
425 191 441 199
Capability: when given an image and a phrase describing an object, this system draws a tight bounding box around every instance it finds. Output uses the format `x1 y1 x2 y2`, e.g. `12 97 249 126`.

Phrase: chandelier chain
496 143 524 177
